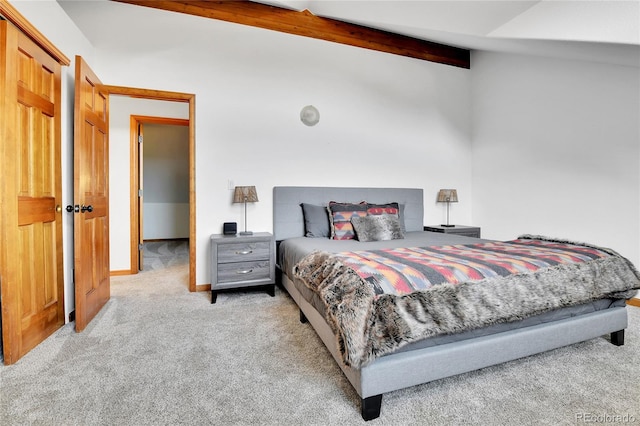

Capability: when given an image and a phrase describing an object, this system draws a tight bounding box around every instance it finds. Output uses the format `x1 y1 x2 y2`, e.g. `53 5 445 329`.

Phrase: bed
273 186 639 420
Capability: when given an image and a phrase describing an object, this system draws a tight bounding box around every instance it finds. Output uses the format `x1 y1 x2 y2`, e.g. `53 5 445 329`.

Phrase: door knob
81 205 93 213
66 205 79 213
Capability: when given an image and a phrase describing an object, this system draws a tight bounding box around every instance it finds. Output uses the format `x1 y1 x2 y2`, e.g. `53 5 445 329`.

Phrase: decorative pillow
351 214 405 242
328 202 368 240
367 202 406 232
366 202 399 217
301 203 330 238
398 203 406 233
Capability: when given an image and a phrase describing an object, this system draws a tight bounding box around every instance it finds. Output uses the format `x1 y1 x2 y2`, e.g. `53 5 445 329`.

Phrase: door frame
0 2 68 65
105 85 197 292
130 115 190 273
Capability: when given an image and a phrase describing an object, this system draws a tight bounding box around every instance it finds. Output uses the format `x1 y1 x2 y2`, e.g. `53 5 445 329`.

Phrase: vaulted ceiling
58 0 640 68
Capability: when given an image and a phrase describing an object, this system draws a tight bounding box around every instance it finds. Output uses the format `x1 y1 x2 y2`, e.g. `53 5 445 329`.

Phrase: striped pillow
328 202 367 240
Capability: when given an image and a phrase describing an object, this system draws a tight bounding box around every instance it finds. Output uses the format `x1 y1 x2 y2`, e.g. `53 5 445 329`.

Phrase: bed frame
272 186 628 420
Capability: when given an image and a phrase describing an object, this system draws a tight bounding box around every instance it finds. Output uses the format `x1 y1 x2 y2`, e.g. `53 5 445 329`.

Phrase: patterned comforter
294 235 640 368
336 238 613 296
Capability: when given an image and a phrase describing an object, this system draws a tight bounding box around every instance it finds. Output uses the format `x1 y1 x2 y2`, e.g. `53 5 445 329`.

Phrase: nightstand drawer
217 260 271 283
217 241 270 263
453 230 481 237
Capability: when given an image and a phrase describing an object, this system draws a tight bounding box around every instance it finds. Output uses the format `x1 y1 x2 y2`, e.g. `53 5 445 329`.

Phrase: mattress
279 231 625 356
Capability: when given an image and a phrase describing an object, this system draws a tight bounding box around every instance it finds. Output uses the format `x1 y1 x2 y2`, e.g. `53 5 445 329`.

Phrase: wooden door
0 21 65 364
73 56 110 332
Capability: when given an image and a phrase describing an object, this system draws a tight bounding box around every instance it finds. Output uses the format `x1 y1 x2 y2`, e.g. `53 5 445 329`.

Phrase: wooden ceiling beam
112 0 470 69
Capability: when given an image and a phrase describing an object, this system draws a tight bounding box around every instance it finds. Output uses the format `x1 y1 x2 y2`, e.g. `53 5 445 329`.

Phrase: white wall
143 123 189 240
471 51 640 282
143 203 190 240
92 7 473 285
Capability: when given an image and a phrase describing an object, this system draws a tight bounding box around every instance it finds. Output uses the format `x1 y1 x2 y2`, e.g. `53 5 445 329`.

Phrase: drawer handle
236 269 253 274
236 250 253 255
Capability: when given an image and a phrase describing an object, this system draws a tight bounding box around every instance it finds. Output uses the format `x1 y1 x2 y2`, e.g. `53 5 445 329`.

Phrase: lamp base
440 224 455 228
239 231 253 236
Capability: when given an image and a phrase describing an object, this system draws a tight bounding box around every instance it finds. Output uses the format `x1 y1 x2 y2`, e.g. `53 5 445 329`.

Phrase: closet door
73 56 110 332
0 21 65 364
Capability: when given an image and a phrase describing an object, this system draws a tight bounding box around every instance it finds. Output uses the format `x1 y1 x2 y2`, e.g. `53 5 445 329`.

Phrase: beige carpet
142 239 189 272
1 261 639 425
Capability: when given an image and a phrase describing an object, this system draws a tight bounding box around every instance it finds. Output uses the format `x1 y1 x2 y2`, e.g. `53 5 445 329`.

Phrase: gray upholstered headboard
273 186 424 241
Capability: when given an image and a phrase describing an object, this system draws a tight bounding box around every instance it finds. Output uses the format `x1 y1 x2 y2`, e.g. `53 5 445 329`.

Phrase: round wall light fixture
300 105 320 126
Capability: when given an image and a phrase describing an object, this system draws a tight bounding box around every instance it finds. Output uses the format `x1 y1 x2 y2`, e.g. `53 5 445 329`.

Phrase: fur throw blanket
293 235 640 368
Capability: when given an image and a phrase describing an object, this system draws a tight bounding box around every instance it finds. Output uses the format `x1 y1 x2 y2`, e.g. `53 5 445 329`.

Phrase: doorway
105 86 197 292
132 116 190 272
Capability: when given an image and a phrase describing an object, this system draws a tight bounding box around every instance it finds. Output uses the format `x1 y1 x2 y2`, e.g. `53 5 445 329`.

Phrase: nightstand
210 232 275 304
424 225 481 238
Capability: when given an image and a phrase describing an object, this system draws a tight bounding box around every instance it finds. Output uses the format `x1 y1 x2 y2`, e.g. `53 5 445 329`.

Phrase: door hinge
138 189 143 197
139 243 144 251
138 135 143 144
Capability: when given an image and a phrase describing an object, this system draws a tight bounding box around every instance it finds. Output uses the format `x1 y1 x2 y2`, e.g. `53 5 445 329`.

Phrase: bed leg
211 291 217 304
299 309 308 323
611 330 624 346
361 394 382 421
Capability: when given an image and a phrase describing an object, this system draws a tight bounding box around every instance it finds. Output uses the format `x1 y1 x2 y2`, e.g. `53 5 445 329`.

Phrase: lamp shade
233 186 258 203
437 189 458 203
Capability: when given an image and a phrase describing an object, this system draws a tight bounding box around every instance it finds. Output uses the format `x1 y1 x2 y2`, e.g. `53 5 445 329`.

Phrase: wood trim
144 238 189 242
1 19 19 365
627 298 640 308
196 283 211 292
107 85 198 292
113 0 470 69
188 96 197 292
110 270 133 276
104 85 194 102
131 116 189 127
0 0 70 66
129 115 139 275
